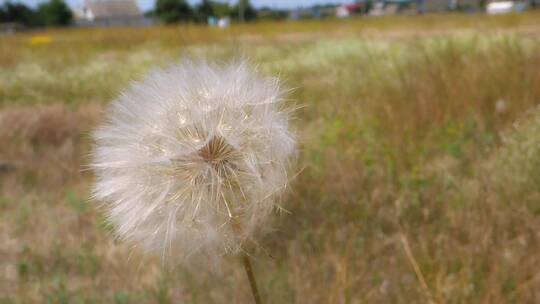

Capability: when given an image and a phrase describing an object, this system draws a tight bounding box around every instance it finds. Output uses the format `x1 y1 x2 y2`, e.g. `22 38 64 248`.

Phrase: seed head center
198 136 234 166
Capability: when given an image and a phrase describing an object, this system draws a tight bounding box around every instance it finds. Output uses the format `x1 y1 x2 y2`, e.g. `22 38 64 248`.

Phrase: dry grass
1 12 540 303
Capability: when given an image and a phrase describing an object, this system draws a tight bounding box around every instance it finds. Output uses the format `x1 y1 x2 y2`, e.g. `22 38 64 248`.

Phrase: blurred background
1 0 540 303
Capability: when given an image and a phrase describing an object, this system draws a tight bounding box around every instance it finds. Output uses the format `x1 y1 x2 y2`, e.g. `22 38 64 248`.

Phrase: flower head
91 59 296 262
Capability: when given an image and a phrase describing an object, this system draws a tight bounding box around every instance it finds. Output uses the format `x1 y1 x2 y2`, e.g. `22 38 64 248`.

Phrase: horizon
1 0 356 11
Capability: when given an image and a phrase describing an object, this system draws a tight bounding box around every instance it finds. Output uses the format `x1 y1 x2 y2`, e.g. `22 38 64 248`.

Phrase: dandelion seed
91 59 296 265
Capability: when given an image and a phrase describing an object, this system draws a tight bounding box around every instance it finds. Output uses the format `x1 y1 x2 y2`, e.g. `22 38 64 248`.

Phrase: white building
74 0 150 26
486 1 528 14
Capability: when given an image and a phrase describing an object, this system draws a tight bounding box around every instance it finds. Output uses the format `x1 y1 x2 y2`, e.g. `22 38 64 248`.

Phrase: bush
155 0 192 24
229 0 257 22
0 2 39 26
38 0 72 26
0 0 72 27
196 0 214 22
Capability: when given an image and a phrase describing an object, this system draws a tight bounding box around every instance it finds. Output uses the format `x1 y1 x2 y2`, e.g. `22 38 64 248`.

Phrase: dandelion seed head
91 59 296 263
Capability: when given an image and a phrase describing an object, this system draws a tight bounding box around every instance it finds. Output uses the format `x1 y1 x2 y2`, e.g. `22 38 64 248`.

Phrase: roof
85 0 142 19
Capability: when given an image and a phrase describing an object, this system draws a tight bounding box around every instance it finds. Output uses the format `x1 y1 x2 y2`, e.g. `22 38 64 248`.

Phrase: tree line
0 0 259 28
0 0 72 27
154 0 257 24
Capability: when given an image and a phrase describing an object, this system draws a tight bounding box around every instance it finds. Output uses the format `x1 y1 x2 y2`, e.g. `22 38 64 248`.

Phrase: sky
2 0 355 11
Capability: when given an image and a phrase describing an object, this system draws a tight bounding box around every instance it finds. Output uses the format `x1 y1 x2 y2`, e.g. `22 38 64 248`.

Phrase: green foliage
154 0 257 23
65 191 89 213
0 196 10 209
75 249 101 277
155 0 192 24
152 273 171 304
0 297 14 304
229 0 257 22
0 0 71 27
96 214 115 233
257 7 288 20
113 292 130 304
196 0 214 22
0 1 40 26
211 1 230 17
37 0 72 26
45 277 70 304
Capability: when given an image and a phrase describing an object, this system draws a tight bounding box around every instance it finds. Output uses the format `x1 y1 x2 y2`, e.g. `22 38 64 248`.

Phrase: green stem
242 253 262 304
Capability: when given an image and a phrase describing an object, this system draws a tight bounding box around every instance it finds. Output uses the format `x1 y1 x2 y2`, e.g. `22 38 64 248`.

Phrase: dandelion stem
242 253 262 304
230 215 262 304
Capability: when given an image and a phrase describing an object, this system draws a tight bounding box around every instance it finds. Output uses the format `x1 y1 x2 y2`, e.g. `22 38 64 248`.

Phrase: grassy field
2 12 540 303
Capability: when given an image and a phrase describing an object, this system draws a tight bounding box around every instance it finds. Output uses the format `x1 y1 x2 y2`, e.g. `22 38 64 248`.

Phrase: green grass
1 12 540 303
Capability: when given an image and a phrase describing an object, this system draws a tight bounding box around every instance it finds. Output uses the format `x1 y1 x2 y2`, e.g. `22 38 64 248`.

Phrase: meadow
1 12 540 303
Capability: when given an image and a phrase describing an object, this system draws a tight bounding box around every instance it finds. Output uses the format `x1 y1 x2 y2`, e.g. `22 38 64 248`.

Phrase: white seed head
91 59 296 263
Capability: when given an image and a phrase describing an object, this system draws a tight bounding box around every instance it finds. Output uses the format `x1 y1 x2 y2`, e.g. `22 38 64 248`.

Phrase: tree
0 5 5 22
196 0 214 22
155 0 192 24
211 1 230 18
257 7 287 21
38 0 72 26
0 2 39 26
230 0 256 22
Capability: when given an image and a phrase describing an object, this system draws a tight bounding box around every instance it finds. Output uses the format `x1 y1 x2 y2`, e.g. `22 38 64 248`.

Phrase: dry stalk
399 233 436 304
